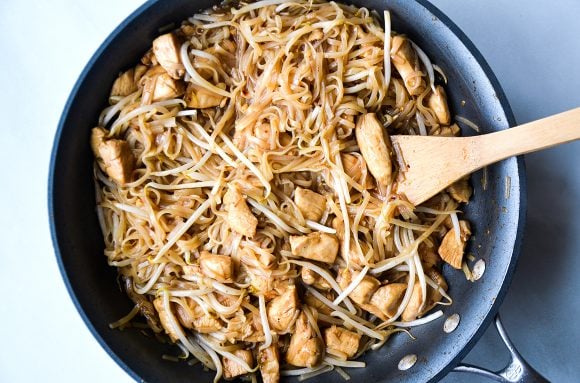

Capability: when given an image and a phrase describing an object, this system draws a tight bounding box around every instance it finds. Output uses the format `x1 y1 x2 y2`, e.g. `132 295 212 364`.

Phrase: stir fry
92 1 473 381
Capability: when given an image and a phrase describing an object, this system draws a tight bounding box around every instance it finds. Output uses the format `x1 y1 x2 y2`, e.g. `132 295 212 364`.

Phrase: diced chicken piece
111 68 138 97
247 269 269 295
427 268 448 292
419 242 441 269
152 32 185 79
110 65 147 97
294 187 326 222
332 217 346 242
231 174 265 201
447 177 472 203
185 83 225 109
141 66 185 104
267 284 300 332
252 123 276 151
140 49 156 66
216 293 239 307
199 251 233 282
438 220 471 269
264 279 295 301
340 153 374 189
193 315 223 333
358 302 388 321
240 246 276 270
150 73 184 101
153 297 180 342
301 266 331 290
133 64 148 83
349 275 381 306
173 297 223 333
289 232 339 264
424 268 448 311
123 276 161 332
401 268 449 321
434 123 460 137
223 349 254 380
370 283 407 319
223 187 258 238
174 297 197 329
427 85 451 125
181 264 201 277
259 345 280 383
220 39 236 54
246 271 288 299
337 269 380 306
225 312 264 343
248 275 295 302
324 326 361 358
355 114 393 187
242 313 266 342
180 24 196 38
286 311 323 368
401 281 424 322
348 242 371 269
390 35 426 96
331 218 368 268
91 127 134 185
303 290 333 316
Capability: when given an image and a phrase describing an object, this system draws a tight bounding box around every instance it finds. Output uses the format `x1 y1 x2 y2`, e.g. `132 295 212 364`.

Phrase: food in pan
92 0 474 381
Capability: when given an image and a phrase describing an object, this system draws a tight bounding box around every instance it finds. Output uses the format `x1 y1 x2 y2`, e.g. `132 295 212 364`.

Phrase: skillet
48 0 547 381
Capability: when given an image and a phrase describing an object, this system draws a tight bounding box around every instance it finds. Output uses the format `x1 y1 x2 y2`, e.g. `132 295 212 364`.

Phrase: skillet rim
48 0 526 382
409 1 526 381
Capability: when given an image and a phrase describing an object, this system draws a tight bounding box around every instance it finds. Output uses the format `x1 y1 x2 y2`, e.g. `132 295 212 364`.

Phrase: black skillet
48 0 549 382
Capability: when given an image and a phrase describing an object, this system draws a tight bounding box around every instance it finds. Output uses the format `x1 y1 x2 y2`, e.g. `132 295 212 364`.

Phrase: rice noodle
181 42 231 98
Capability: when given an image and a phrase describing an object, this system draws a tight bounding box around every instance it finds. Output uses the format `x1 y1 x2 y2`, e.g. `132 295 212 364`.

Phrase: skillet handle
452 315 550 382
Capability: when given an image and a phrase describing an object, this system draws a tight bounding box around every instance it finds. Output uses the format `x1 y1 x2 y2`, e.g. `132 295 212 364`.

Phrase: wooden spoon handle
475 107 580 167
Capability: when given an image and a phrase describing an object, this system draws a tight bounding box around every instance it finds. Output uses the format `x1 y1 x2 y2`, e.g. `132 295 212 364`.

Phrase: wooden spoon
392 107 580 205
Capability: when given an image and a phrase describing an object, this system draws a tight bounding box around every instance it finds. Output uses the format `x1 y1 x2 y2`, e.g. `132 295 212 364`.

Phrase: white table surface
0 0 578 382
